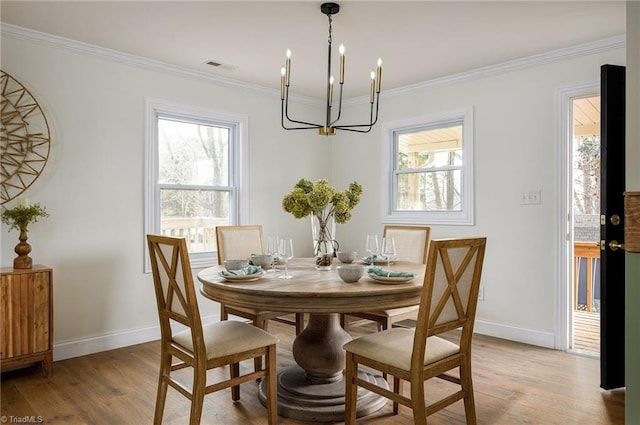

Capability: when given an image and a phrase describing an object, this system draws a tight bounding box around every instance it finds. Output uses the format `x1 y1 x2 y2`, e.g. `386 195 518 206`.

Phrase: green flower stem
313 207 335 254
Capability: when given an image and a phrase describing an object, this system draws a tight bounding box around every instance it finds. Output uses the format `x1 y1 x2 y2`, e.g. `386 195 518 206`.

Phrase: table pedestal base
259 365 388 422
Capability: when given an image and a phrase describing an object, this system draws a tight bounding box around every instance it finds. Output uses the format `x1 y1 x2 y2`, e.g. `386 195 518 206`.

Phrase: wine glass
278 238 294 279
381 237 396 269
365 234 379 266
266 236 279 273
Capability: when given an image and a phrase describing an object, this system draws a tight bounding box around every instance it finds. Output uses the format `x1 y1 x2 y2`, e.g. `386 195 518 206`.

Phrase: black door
600 64 625 390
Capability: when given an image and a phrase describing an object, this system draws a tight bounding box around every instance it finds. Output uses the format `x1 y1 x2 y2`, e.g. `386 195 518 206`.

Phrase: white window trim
381 107 474 226
143 97 249 272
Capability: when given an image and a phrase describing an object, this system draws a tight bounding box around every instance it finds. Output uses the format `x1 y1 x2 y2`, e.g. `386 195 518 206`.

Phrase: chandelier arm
282 117 323 130
283 126 327 131
282 88 323 129
281 111 323 130
282 104 322 130
283 115 323 129
332 93 380 132
333 126 373 134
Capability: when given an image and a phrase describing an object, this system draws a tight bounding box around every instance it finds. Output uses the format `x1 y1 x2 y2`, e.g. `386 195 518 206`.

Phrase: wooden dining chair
216 225 304 335
342 225 431 331
343 237 487 425
147 234 278 425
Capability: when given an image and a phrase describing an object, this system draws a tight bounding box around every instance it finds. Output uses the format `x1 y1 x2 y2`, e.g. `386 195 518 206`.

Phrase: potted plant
1 199 49 269
282 178 362 270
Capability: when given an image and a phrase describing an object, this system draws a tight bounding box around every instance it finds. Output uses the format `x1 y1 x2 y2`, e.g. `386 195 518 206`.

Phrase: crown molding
2 23 624 106
0 23 321 106
346 34 626 105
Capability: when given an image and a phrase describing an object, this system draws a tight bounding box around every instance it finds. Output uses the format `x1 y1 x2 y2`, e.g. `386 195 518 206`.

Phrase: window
383 108 474 225
144 98 248 270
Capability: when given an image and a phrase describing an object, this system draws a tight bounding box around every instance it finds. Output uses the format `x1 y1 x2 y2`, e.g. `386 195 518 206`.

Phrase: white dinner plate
219 271 265 282
367 273 414 284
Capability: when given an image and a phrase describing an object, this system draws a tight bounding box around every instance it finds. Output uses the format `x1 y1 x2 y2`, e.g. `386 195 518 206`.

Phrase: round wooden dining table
197 258 426 422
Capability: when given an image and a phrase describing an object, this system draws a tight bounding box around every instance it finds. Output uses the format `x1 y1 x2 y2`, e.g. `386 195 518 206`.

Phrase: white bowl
224 259 249 271
336 265 364 283
251 254 274 269
337 251 357 263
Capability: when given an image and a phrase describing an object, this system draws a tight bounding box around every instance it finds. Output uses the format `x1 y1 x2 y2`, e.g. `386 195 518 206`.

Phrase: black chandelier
280 2 382 136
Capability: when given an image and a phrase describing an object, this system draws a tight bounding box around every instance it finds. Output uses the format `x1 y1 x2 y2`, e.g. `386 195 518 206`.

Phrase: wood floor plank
0 321 624 424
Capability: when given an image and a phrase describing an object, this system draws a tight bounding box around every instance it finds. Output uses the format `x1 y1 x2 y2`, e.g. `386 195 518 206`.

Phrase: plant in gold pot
1 200 49 269
282 178 362 270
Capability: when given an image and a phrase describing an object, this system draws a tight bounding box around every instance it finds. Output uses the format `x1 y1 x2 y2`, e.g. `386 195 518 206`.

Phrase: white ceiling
0 1 626 99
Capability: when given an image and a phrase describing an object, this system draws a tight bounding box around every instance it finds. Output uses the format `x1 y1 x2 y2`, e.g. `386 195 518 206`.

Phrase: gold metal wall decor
1 70 51 205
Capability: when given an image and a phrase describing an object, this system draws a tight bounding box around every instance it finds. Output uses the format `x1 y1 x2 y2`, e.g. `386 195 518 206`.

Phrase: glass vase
311 206 338 270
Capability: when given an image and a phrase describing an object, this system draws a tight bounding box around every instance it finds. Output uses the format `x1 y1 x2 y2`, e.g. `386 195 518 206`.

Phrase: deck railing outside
160 218 226 254
574 241 600 312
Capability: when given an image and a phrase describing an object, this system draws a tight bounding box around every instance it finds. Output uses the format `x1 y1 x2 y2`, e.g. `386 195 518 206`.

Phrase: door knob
609 240 625 251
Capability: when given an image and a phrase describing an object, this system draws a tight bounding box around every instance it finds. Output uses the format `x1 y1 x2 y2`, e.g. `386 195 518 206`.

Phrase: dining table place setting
218 263 266 282
361 254 390 265
366 265 415 284
358 233 417 283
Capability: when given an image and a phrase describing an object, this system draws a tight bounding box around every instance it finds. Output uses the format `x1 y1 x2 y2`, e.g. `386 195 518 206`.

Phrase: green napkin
367 266 414 278
363 254 388 263
221 265 263 276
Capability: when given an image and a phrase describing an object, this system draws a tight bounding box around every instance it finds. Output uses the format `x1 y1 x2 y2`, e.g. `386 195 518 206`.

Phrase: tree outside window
384 108 474 226
573 135 600 216
158 118 232 254
395 124 463 212
144 99 247 271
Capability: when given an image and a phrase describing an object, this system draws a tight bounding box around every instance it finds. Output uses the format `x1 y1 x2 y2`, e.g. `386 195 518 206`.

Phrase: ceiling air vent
204 60 238 71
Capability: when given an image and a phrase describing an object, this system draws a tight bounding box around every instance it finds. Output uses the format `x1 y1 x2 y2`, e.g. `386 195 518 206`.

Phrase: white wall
0 26 626 359
0 30 328 359
334 44 626 347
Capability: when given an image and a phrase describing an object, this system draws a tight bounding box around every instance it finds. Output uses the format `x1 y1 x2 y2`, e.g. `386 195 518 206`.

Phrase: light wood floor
1 319 624 425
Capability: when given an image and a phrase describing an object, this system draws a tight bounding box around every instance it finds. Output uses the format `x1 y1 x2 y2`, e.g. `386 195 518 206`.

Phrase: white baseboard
474 319 556 349
53 314 220 361
53 315 556 362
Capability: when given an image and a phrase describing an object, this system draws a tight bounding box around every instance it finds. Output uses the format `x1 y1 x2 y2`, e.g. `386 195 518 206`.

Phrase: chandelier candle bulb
285 49 291 85
329 76 334 107
339 44 345 83
376 58 383 93
280 67 286 100
370 71 376 103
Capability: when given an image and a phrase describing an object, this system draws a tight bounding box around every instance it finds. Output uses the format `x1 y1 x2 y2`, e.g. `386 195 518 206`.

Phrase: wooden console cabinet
0 265 53 377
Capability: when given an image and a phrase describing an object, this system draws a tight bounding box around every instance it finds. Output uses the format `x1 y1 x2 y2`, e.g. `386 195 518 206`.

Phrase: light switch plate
520 190 541 205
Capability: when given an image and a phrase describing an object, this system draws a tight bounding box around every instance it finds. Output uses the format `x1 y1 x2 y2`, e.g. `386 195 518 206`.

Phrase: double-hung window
144 98 248 270
383 108 474 225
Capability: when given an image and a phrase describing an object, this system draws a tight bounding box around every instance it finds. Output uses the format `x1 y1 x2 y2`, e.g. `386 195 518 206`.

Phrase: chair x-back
147 234 278 425
343 237 487 425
